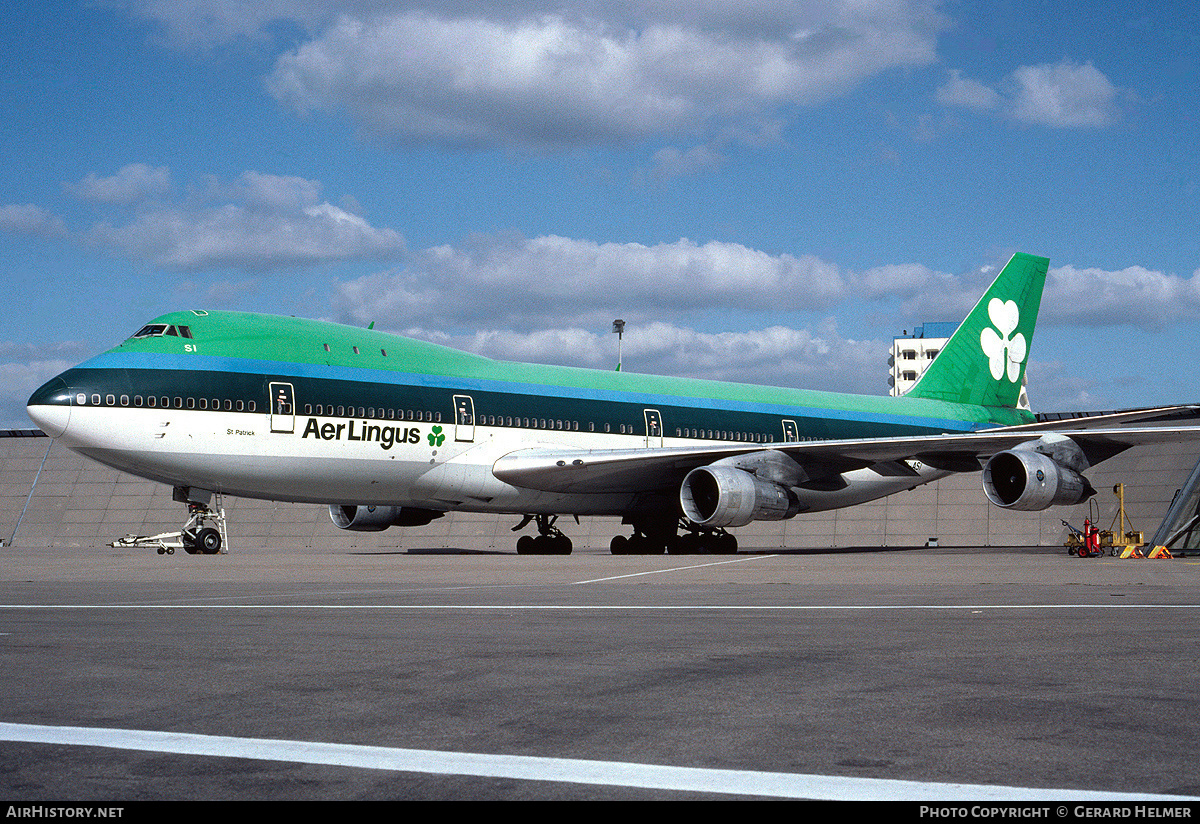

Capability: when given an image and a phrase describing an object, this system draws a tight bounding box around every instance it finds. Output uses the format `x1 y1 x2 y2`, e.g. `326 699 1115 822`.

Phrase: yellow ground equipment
1104 483 1144 548
1063 484 1146 557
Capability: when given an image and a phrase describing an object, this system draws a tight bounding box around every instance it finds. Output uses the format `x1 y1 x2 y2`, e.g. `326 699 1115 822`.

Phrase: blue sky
3 1 1199 427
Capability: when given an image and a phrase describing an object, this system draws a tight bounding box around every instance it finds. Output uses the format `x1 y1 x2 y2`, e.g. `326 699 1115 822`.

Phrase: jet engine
981 447 1094 511
680 465 800 528
328 505 443 531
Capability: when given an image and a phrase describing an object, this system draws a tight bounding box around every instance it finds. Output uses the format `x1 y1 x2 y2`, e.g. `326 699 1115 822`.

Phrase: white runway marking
572 553 776 584
2 722 1191 801
5 603 1200 611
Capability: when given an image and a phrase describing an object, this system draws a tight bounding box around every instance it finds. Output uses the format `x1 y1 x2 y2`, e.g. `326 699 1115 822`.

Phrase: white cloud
217 170 323 211
0 204 66 237
1008 60 1120 128
1045 264 1200 329
935 68 1000 111
266 4 943 148
66 163 172 204
85 170 403 271
332 234 852 330
651 144 727 178
1025 359 1105 412
855 262 953 300
937 59 1121 128
343 234 1159 342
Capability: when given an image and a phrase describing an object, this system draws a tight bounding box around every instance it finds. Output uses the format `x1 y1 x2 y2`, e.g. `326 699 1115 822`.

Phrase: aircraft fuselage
27 310 1017 519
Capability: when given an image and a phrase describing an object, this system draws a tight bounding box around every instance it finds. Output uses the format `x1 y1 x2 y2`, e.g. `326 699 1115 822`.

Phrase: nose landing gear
108 487 230 556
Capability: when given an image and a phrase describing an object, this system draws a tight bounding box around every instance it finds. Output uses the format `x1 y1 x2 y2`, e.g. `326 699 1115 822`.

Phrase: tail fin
906 252 1048 408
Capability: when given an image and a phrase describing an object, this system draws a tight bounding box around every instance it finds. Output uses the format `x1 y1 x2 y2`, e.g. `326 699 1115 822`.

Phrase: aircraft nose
27 377 71 438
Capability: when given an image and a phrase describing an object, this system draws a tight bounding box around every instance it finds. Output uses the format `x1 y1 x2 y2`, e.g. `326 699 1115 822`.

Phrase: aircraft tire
196 527 222 555
537 534 571 555
518 534 572 555
631 535 665 555
609 535 629 555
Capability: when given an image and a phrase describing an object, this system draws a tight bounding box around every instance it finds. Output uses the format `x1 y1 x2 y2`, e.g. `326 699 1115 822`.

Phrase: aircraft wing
492 416 1200 495
981 405 1200 432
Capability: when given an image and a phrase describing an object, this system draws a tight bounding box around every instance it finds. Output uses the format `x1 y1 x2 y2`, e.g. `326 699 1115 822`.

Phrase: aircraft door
644 409 663 448
269 382 295 433
782 419 799 442
453 394 475 442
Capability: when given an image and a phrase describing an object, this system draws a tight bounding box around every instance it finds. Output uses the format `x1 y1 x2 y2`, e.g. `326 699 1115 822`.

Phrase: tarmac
2 539 1200 801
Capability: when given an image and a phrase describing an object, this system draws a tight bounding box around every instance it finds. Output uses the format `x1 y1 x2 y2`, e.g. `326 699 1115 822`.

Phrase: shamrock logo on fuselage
979 298 1026 383
428 425 445 447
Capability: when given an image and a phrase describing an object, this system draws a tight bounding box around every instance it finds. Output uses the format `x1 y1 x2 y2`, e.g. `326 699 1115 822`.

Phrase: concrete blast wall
2 433 1198 551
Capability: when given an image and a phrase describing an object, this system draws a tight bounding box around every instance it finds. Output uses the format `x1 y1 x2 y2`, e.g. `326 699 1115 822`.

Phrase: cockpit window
132 323 194 339
132 324 169 338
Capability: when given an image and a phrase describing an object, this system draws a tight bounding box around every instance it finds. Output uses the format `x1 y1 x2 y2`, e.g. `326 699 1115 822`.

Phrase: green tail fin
906 252 1048 408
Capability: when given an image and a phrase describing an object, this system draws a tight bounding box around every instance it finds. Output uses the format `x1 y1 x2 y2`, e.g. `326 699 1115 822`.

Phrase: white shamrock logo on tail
979 298 1026 382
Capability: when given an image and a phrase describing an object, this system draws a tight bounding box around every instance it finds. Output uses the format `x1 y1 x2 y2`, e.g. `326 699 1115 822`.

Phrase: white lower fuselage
44 403 952 518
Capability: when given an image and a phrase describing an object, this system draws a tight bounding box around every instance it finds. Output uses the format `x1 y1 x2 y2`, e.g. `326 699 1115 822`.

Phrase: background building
889 322 958 396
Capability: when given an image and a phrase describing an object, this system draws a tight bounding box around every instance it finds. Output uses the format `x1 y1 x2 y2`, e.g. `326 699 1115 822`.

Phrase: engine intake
328 505 443 531
680 465 799 528
982 449 1094 511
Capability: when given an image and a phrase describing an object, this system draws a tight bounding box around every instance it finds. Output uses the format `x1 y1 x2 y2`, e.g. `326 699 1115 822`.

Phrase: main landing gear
609 517 738 555
509 514 738 556
108 488 229 556
513 514 574 555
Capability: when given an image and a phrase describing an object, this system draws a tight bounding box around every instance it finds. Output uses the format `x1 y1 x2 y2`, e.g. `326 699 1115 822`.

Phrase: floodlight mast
612 319 625 372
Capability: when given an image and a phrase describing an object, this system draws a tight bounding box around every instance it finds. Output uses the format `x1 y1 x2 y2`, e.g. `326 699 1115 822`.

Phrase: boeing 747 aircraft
25 253 1199 554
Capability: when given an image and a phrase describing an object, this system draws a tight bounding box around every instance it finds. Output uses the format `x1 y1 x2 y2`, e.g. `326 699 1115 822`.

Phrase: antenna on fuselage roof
612 319 625 372
368 321 375 330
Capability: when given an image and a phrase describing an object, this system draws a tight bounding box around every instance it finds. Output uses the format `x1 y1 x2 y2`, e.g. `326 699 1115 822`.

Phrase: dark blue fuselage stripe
73 351 982 435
